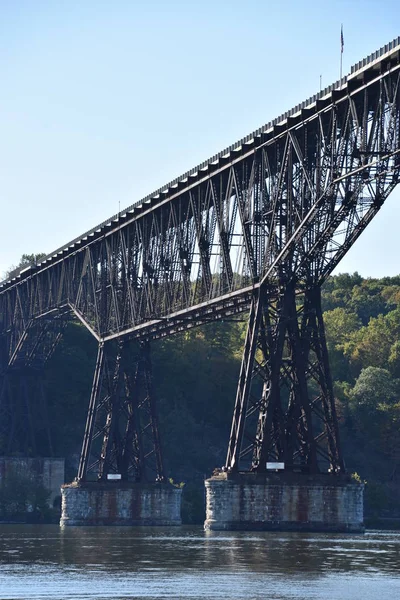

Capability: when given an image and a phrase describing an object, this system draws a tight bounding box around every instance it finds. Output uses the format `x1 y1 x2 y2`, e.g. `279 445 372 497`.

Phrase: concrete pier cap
204 471 364 532
60 480 182 526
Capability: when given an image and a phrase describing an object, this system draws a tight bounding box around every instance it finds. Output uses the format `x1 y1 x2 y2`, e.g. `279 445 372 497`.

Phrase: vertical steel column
76 342 105 482
97 340 124 481
121 354 145 481
302 286 345 472
251 283 299 472
283 285 318 472
141 340 165 482
225 288 263 471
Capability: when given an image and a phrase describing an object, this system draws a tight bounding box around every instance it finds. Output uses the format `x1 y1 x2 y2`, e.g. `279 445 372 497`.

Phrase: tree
5 253 47 279
348 367 400 483
0 471 51 522
334 272 363 290
349 281 388 324
380 285 400 310
344 308 400 376
323 307 361 381
349 367 398 412
321 272 362 311
324 308 361 348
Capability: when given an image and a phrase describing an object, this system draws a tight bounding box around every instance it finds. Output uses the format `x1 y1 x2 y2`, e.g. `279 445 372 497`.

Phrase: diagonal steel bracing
0 38 400 479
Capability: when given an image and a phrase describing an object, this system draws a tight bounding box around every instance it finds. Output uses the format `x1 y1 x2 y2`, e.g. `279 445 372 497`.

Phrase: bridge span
1 37 400 529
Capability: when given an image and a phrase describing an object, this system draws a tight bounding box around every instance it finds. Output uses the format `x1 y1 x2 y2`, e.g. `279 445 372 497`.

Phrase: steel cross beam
0 38 400 479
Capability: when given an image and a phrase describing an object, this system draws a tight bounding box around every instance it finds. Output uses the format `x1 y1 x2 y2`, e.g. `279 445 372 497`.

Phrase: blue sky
1 0 400 278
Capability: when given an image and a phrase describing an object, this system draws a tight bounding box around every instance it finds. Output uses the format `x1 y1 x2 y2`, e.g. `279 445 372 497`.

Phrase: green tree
5 252 47 279
323 307 361 381
348 367 400 484
321 272 362 311
349 367 398 412
349 281 388 324
18 253 47 267
380 285 400 310
324 307 361 348
344 308 400 376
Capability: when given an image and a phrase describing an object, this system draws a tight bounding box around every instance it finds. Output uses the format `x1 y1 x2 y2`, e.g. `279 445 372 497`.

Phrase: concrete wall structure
205 472 364 532
0 457 65 505
60 482 182 526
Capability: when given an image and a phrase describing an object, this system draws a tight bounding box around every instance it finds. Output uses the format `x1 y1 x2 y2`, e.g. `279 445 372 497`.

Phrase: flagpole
340 24 344 80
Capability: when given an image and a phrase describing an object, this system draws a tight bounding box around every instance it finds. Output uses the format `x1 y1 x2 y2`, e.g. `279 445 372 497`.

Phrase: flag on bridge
341 25 344 53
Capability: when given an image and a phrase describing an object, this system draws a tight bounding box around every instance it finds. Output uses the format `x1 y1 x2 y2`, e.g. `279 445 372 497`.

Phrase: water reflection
0 526 399 599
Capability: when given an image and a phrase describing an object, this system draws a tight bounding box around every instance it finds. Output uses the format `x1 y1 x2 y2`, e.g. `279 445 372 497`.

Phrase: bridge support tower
60 339 182 526
204 472 363 532
205 283 364 532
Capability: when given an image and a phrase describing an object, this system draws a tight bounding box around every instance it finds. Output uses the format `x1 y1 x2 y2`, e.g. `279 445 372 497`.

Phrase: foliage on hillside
322 273 400 522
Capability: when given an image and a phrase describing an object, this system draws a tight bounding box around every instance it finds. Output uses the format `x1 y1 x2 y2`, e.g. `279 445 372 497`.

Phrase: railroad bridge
1 37 400 529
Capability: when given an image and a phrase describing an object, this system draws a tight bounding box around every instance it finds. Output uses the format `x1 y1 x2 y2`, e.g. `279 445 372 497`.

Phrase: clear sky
1 0 400 279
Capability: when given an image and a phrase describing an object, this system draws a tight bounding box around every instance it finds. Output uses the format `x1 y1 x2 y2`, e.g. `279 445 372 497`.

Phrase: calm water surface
0 525 399 599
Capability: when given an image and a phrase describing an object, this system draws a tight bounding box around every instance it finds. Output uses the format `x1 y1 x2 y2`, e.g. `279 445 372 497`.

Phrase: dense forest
3 267 400 525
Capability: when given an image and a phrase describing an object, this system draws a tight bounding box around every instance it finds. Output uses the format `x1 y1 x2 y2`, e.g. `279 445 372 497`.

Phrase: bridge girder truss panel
0 63 399 344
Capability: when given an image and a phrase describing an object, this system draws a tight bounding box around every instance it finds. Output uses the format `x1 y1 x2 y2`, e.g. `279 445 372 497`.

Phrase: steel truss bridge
1 38 400 483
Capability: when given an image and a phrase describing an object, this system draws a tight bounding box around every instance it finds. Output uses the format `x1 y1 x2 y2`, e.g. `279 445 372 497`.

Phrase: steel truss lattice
0 39 400 479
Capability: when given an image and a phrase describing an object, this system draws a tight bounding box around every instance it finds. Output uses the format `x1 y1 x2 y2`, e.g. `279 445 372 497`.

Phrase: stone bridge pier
204 472 364 532
60 481 182 527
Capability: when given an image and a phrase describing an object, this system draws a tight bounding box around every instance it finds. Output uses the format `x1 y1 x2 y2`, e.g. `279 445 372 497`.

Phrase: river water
0 526 399 599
